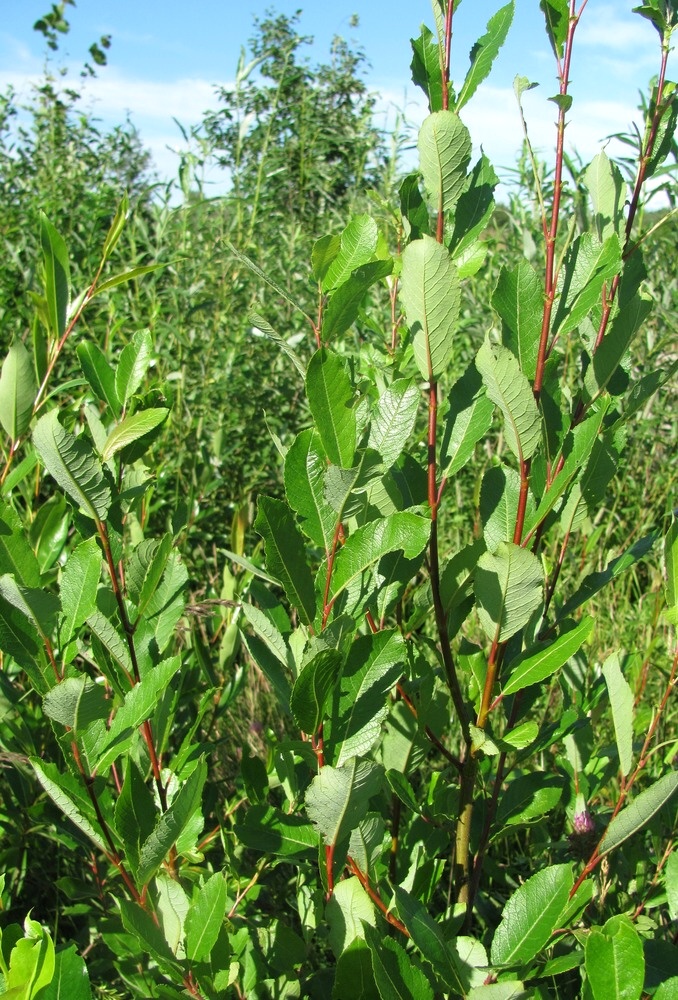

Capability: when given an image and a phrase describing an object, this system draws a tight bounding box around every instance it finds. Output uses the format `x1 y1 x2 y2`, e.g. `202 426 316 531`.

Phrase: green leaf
254 496 316 626
323 258 393 341
393 887 466 995
93 262 169 297
305 758 383 849
559 531 659 620
306 348 356 468
77 341 121 418
502 616 594 696
40 943 93 1000
418 111 472 214
540 0 569 59
599 771 678 858
184 872 228 963
136 757 206 885
585 916 644 1000
101 192 129 263
333 937 380 1000
290 649 342 734
602 652 634 777
40 212 70 339
248 311 306 379
585 151 626 242
322 215 378 292
58 537 101 648
480 465 533 553
0 500 41 587
33 410 111 521
665 852 678 921
491 863 572 966
114 760 156 877
0 340 37 439
495 773 565 834
584 292 653 402
441 361 494 477
364 922 434 1000
101 408 169 463
455 3 515 113
118 898 181 974
400 173 429 241
234 804 319 857
330 512 431 605
126 534 173 622
29 496 69 576
476 337 541 463
400 236 461 381
551 233 622 338
30 757 108 853
449 155 498 260
327 877 376 957
0 573 59 640
368 379 420 468
665 515 678 625
475 542 543 643
410 25 444 112
5 920 55 999
43 676 109 735
492 260 542 382
87 609 133 687
97 657 182 771
331 630 406 767
115 329 153 405
226 242 313 327
311 233 341 283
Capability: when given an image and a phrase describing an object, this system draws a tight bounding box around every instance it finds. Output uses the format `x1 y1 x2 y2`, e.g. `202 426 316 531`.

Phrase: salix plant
0 1 677 998
236 0 678 995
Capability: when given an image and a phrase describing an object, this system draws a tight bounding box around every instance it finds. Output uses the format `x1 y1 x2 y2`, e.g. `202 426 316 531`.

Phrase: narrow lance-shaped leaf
330 512 431 604
305 758 383 849
33 410 111 521
492 260 542 382
93 261 170 297
254 496 316 625
602 652 634 777
400 236 461 381
184 872 228 964
30 757 108 853
136 757 207 886
306 348 356 468
502 616 594 696
410 25 444 112
599 771 678 858
115 329 153 406
101 192 129 262
455 3 515 113
585 151 626 242
0 340 37 440
418 111 472 214
77 341 121 418
290 649 342 734
368 379 420 468
42 676 109 735
322 258 393 342
491 863 573 966
321 214 378 292
393 887 466 995
102 408 169 463
475 542 543 643
284 430 347 551
476 337 541 463
664 514 678 625
551 233 622 339
40 212 70 339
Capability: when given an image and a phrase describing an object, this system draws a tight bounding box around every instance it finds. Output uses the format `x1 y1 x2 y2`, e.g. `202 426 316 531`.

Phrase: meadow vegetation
0 1 677 997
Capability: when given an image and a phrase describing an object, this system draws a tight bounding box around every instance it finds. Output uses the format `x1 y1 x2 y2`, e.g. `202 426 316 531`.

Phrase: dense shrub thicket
0 2 677 998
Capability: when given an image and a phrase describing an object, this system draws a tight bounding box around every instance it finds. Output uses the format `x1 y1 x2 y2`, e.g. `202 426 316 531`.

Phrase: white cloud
576 4 655 52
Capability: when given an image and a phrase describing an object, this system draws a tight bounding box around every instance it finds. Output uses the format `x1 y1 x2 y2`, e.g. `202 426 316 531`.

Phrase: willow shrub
0 1 677 998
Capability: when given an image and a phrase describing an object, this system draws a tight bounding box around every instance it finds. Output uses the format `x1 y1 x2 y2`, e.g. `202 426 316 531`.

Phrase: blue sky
0 1 672 199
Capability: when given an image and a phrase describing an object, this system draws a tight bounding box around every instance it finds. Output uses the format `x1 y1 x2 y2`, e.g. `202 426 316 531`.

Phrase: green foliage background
0 2 677 998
